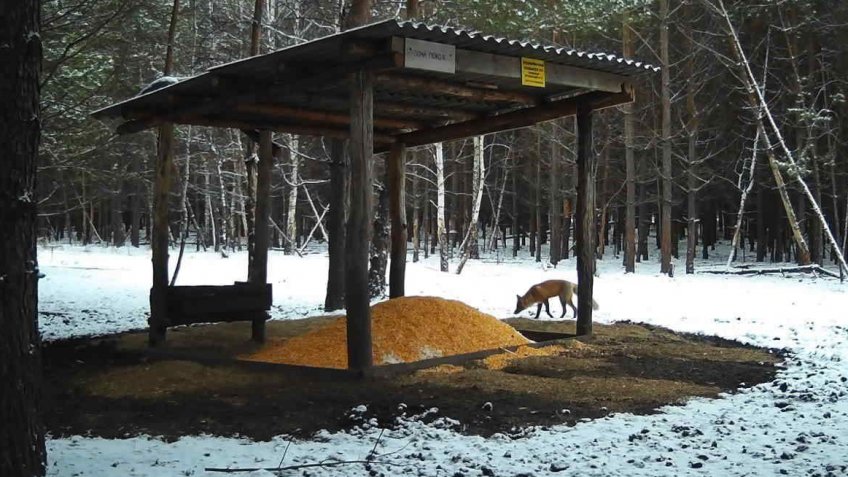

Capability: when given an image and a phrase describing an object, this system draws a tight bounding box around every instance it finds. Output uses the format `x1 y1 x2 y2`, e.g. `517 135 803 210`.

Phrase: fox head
514 294 529 315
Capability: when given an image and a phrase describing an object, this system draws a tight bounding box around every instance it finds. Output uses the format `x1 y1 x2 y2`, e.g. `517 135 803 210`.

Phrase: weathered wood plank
346 70 375 371
575 102 595 336
377 101 478 122
388 143 407 298
375 73 537 105
234 103 424 131
389 37 629 93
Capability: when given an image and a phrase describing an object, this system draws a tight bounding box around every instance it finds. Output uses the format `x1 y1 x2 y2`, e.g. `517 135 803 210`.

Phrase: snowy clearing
41 244 848 476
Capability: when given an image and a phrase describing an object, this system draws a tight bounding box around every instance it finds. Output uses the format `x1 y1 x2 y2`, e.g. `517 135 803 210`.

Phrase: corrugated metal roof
386 20 656 75
212 19 657 78
92 18 653 142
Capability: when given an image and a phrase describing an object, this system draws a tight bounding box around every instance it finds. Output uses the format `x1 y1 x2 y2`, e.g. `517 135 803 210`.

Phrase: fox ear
516 294 521 300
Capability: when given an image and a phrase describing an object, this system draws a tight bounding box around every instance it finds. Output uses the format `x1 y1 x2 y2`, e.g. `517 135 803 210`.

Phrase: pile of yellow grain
481 344 565 370
241 296 530 369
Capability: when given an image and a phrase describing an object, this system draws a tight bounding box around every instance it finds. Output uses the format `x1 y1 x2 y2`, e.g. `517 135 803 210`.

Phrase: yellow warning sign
521 57 546 87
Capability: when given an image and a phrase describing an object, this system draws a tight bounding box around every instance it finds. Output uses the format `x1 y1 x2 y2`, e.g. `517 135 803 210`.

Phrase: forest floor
42 319 778 440
39 241 848 476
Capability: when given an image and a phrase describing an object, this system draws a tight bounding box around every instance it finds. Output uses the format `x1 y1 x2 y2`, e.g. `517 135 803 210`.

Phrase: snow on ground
40 243 848 476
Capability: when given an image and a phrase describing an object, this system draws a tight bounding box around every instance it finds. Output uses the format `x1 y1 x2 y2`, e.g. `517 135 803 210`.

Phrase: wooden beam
388 143 407 298
345 69 374 371
390 37 630 93
324 139 347 312
575 101 595 336
118 116 397 144
393 89 631 148
149 123 175 346
233 103 425 131
376 101 478 122
375 73 537 105
456 49 628 93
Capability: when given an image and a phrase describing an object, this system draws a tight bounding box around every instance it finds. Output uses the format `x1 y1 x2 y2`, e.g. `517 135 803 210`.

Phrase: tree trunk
0 0 47 473
456 136 486 274
284 135 299 254
388 144 407 297
130 156 142 247
170 133 192 286
637 179 649 261
422 182 430 258
368 175 389 298
488 160 509 253
325 139 347 311
149 0 181 346
549 125 561 265
715 0 846 268
659 0 673 275
685 15 698 274
512 167 519 257
596 143 611 258
436 143 448 272
412 151 420 263
535 131 542 263
529 196 536 255
728 128 759 267
243 0 265 269
575 103 596 336
622 17 637 272
111 186 126 247
449 145 460 252
468 140 480 259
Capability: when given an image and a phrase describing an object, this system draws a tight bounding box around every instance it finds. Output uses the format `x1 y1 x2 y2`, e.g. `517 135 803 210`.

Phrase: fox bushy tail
574 285 599 310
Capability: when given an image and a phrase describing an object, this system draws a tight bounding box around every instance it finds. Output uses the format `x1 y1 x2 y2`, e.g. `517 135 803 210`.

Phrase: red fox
513 279 599 319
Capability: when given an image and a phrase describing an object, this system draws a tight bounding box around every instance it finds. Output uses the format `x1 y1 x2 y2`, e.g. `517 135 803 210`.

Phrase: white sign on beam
404 38 456 74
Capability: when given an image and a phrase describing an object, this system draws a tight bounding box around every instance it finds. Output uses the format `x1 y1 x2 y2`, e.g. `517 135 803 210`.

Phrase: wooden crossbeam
376 101 478 122
375 73 537 105
122 116 397 144
391 89 632 148
233 103 425 131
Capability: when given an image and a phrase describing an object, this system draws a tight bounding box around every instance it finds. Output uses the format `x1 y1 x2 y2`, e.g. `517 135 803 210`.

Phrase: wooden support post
575 102 596 336
149 123 175 346
324 139 347 312
388 142 407 298
248 130 273 342
345 70 374 371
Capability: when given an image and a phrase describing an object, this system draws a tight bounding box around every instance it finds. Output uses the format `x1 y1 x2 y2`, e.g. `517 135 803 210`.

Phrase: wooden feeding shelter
92 20 656 370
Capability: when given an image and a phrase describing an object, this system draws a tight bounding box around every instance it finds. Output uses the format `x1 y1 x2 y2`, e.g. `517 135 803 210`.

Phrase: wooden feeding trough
159 283 272 343
92 19 656 369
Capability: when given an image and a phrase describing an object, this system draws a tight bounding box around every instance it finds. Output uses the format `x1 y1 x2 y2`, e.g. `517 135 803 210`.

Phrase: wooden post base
251 314 267 343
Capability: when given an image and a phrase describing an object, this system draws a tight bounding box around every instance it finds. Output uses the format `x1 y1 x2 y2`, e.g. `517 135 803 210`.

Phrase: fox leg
535 303 543 319
544 299 553 318
558 294 568 318
568 296 578 318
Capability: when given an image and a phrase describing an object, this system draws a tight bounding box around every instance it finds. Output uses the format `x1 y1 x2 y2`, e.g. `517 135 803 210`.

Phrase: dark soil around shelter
42 319 782 441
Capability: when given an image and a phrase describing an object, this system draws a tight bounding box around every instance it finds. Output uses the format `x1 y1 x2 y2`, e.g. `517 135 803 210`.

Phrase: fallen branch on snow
699 264 841 279
206 428 413 474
